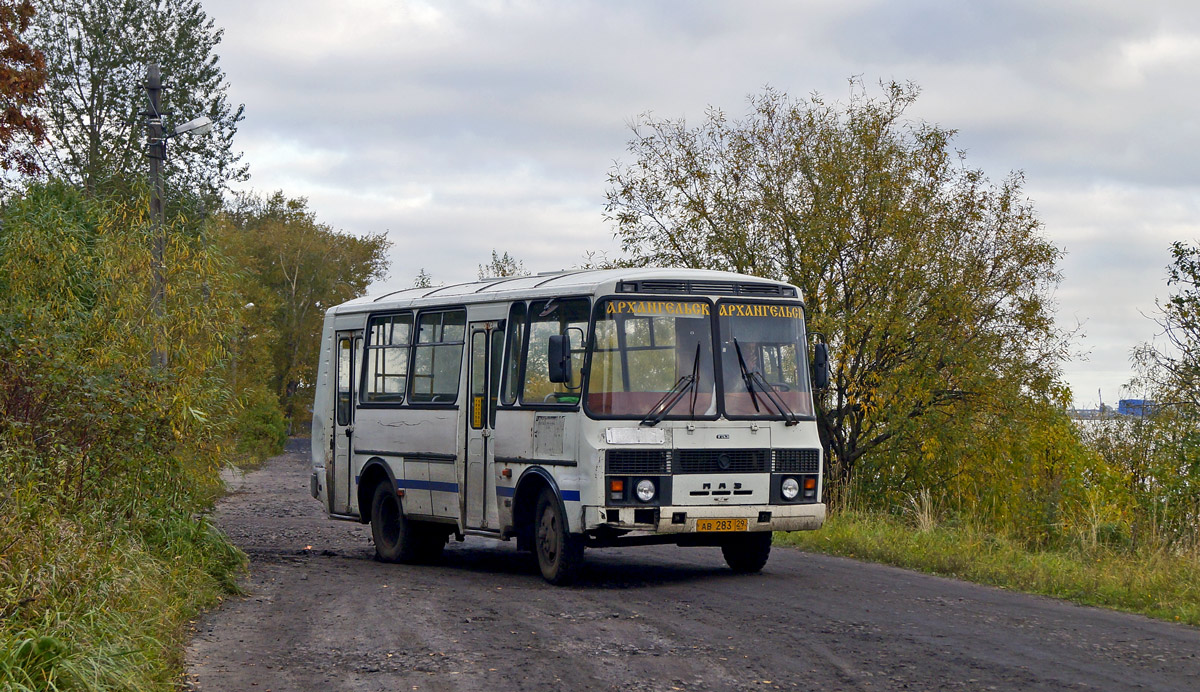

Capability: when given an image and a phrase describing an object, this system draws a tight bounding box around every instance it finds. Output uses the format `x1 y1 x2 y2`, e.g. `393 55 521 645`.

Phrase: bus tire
721 532 772 573
534 487 583 585
370 481 419 563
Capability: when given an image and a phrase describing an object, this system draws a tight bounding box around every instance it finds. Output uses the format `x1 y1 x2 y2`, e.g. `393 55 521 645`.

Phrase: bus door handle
481 429 491 438
345 426 354 437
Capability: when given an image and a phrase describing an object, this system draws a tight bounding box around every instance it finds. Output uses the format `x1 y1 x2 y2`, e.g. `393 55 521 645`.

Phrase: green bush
1096 521 1132 549
234 386 287 464
0 183 247 690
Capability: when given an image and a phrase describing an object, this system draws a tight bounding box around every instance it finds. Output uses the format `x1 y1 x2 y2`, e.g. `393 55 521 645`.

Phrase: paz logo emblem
717 453 732 471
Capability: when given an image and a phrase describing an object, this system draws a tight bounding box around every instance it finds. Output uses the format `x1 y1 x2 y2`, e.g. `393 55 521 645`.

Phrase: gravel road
185 440 1200 691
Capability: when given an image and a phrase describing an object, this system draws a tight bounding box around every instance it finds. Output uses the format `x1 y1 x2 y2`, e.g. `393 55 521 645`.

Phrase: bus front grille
774 448 820 473
608 449 816 475
606 449 672 474
675 449 768 474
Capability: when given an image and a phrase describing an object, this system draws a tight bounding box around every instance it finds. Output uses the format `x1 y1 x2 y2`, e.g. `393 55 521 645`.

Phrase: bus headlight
781 477 800 500
636 479 656 503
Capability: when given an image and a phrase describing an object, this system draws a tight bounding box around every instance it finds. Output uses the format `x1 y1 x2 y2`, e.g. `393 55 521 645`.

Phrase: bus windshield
587 299 717 418
717 302 814 418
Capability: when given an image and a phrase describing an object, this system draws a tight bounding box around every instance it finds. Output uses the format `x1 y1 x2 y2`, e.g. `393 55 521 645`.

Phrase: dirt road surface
185 441 1200 691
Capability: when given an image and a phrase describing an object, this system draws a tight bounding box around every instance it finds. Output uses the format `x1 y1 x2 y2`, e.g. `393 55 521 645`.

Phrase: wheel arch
357 458 395 524
512 467 567 549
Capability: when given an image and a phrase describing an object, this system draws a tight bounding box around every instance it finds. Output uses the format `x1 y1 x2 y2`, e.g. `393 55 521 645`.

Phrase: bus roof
329 267 804 315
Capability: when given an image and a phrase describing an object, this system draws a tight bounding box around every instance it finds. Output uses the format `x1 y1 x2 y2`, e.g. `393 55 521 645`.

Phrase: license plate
696 518 748 532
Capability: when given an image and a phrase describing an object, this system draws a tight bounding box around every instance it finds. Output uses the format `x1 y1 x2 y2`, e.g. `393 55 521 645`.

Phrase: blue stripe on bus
494 486 578 501
396 479 459 493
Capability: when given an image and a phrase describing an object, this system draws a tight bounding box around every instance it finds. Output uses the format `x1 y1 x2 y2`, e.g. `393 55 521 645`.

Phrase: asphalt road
185 441 1200 691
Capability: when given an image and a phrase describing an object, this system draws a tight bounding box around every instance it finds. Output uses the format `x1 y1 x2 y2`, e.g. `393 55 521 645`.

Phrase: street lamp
174 115 214 136
144 62 213 367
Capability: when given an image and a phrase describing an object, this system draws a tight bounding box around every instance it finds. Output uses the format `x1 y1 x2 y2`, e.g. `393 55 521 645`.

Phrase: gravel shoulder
186 441 1200 691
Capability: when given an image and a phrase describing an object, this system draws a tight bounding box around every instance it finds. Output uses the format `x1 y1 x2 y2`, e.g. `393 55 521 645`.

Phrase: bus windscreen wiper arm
747 370 799 426
640 342 702 427
734 338 764 413
734 338 799 426
639 374 696 427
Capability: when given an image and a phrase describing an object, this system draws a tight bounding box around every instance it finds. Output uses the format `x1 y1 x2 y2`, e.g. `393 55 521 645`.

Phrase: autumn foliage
0 0 45 176
606 81 1100 543
0 3 385 685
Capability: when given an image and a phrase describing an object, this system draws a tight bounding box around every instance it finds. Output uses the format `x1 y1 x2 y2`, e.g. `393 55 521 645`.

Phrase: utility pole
143 64 213 369
146 63 167 368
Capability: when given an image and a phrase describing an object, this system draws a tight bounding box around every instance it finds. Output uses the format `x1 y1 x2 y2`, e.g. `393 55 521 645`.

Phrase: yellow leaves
1 183 243 448
918 436 940 464
609 83 1068 509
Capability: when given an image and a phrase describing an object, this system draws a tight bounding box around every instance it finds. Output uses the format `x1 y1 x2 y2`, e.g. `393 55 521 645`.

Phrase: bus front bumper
587 503 825 534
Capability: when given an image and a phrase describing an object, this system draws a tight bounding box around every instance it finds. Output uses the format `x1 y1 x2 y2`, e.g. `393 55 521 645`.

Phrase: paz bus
310 268 829 584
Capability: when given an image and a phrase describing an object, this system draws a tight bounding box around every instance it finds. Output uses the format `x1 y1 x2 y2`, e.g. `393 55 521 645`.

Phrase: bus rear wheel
371 482 422 563
534 488 584 585
721 532 772 573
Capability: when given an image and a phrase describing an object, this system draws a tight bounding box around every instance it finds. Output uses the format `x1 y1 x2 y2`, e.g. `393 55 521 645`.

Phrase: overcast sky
202 0 1200 407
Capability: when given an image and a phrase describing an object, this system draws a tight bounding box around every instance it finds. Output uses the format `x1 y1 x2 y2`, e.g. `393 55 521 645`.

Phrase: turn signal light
803 477 817 490
610 479 625 492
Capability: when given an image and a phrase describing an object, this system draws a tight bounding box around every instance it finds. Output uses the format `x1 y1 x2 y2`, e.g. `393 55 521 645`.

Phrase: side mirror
548 334 572 383
812 342 829 390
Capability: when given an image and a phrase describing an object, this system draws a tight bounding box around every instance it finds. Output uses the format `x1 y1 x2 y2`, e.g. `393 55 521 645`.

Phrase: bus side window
363 313 412 403
521 298 588 405
337 336 353 425
489 320 505 426
410 309 466 404
501 302 526 405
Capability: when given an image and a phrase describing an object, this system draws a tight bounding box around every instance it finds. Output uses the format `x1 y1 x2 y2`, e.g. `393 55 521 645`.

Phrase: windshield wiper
748 370 800 426
733 339 764 413
733 338 799 426
640 343 702 427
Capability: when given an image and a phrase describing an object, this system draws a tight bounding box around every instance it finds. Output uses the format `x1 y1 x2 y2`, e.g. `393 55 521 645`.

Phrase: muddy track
185 441 1200 691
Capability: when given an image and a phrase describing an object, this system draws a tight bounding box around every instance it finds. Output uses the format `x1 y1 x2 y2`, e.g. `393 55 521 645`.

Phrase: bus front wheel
721 532 772 573
534 488 584 585
371 482 420 563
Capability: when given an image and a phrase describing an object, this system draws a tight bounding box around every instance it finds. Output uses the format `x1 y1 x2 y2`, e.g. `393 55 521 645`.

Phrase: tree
478 249 528 280
412 267 435 288
1135 241 1200 407
1120 242 1200 545
0 0 45 178
27 0 245 199
214 193 391 424
606 81 1068 495
0 181 243 462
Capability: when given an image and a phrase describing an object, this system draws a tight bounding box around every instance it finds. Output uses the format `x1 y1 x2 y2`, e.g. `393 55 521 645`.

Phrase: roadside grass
0 415 281 691
777 512 1200 626
0 463 247 691
0 180 286 690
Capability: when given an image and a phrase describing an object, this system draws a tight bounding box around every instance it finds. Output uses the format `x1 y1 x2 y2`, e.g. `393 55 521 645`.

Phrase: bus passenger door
464 321 502 529
332 331 360 515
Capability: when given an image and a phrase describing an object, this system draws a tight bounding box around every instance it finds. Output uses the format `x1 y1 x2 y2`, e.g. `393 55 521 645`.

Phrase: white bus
310 268 829 584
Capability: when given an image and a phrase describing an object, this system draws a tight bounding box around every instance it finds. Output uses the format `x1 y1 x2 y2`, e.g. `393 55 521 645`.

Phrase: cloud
1032 179 1200 402
202 0 1200 404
